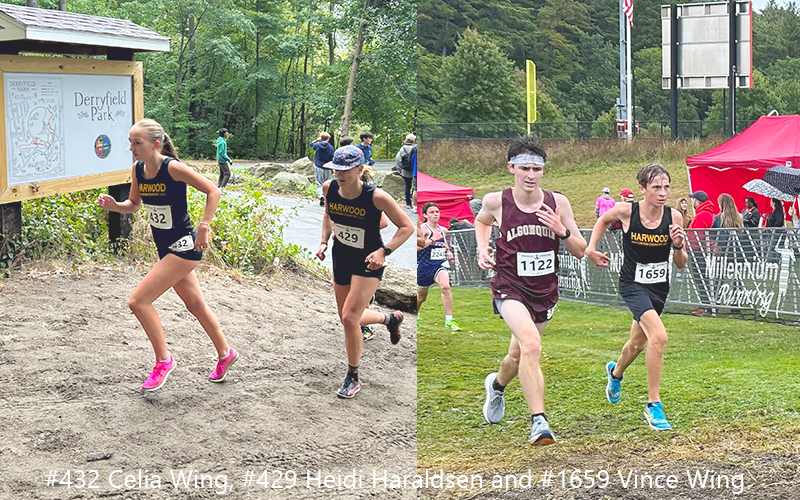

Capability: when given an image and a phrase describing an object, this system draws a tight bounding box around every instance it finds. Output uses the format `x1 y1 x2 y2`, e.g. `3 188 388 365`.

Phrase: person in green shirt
216 128 233 189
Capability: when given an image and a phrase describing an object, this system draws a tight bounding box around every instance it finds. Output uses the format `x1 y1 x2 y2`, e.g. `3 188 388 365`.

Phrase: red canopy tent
416 172 474 228
686 114 800 215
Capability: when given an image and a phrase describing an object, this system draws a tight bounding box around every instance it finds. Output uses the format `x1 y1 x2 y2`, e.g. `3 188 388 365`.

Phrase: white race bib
334 223 365 249
430 247 446 260
144 204 173 230
516 250 555 277
635 261 669 284
168 234 195 252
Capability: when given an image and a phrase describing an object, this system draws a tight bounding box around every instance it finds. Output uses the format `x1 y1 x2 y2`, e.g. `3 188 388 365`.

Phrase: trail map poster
4 72 133 184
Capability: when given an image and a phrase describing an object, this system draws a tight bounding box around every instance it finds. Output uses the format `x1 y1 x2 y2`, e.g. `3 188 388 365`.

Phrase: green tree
440 28 523 122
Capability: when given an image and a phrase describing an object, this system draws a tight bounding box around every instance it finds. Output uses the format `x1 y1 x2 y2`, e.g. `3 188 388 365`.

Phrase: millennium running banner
446 227 800 323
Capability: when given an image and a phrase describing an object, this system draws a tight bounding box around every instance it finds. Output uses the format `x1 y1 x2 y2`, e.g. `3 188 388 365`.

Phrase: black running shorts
619 281 667 322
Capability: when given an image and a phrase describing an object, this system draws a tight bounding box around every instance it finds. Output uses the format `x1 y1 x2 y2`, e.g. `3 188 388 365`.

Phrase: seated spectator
741 197 760 227
765 198 785 227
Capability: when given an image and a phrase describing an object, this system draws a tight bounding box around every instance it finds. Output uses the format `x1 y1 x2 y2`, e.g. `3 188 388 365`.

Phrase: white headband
509 154 545 165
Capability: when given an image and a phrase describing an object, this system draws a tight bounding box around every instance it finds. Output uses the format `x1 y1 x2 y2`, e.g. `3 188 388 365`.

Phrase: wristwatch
382 245 393 256
559 228 571 240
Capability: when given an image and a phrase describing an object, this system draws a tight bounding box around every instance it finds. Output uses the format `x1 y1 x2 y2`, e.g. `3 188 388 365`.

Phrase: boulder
249 162 290 179
290 157 315 177
270 172 310 192
374 263 416 312
373 171 406 199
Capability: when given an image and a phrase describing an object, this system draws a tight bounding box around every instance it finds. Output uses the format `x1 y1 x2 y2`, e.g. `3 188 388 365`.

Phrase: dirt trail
0 264 417 499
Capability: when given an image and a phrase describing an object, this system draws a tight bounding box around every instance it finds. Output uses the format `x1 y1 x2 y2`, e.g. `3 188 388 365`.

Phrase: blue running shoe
644 402 672 431
605 361 622 403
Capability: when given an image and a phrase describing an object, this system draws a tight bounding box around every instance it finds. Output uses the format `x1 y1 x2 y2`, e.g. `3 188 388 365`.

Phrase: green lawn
418 287 800 474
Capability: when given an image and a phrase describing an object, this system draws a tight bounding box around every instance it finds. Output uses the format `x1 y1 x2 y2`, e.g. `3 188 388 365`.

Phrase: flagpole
626 16 633 141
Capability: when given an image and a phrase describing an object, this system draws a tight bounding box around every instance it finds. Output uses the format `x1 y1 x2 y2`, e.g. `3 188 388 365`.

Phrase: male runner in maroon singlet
587 164 687 431
476 135 586 446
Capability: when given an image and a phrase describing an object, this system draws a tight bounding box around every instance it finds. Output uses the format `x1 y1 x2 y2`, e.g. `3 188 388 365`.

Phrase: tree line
14 0 416 160
419 0 800 135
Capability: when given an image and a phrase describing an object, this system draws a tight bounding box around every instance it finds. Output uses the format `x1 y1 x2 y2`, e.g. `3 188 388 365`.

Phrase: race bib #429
333 223 365 249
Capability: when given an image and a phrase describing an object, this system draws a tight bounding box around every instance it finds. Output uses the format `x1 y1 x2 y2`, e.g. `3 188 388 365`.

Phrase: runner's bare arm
417 221 430 250
97 163 142 213
476 192 501 270
169 160 222 250
380 212 389 229
540 193 586 258
670 208 688 269
587 202 632 267
317 181 334 261
367 188 415 269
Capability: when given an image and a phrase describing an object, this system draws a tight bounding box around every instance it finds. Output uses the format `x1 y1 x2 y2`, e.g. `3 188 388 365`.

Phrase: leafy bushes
6 186 306 275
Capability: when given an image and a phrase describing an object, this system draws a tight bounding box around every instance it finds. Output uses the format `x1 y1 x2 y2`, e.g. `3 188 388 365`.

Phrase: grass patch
419 139 720 228
418 286 800 475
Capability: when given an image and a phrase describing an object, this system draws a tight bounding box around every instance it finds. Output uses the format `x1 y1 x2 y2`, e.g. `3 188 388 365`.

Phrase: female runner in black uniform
315 146 415 399
98 119 237 392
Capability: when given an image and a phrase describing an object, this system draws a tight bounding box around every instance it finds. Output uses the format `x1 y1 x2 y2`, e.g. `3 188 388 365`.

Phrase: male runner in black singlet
476 135 586 446
587 164 687 430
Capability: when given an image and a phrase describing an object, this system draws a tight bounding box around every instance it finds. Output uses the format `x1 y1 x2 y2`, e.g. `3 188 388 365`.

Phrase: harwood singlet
326 179 383 256
621 202 673 295
418 223 447 268
136 157 194 252
491 188 560 300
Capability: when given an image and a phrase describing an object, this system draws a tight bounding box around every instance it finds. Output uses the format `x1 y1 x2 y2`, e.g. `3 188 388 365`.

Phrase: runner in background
417 202 461 331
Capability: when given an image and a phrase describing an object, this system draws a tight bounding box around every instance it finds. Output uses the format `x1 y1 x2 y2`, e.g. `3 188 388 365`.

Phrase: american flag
623 0 633 27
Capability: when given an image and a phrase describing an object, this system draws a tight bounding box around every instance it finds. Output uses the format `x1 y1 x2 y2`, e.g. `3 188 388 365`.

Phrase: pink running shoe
209 348 239 382
141 356 176 392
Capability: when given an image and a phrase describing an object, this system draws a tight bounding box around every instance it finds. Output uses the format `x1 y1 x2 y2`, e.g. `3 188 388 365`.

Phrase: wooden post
107 49 135 250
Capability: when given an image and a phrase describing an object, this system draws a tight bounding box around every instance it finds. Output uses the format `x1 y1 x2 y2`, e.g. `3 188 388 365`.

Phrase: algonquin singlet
136 157 199 260
491 188 560 306
620 202 673 296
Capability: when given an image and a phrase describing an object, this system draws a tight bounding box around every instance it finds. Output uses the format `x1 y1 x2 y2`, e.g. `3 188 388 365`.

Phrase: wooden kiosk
0 3 169 249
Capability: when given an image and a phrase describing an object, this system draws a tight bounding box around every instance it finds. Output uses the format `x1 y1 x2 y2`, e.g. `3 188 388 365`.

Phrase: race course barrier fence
447 227 800 323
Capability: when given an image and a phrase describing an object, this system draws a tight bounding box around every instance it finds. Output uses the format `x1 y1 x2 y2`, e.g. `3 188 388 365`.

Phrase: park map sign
0 56 143 204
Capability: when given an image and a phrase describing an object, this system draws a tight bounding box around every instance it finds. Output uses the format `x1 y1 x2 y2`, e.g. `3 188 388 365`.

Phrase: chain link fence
447 227 800 324
418 120 757 142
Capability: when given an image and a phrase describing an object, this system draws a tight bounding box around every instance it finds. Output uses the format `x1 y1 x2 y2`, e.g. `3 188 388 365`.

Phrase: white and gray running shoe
482 372 506 424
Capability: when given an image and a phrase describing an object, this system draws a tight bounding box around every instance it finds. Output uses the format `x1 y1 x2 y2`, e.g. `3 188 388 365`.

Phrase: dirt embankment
0 264 417 499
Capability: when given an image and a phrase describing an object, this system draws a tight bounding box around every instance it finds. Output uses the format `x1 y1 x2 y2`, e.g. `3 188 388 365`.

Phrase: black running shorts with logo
619 281 667 322
492 291 557 324
332 244 385 286
155 230 203 261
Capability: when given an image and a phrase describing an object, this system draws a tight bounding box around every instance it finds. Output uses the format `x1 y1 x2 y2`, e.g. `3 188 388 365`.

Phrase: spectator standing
395 134 416 209
311 132 335 206
688 190 716 315
765 198 785 227
449 218 474 230
741 197 760 227
609 188 635 231
595 187 616 218
339 136 354 147
678 197 692 228
216 128 233 189
356 131 376 166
